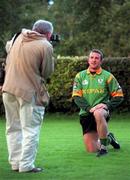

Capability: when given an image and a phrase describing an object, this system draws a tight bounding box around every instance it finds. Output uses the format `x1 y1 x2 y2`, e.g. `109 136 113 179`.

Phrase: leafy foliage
46 56 130 113
0 0 130 57
47 56 88 112
0 56 130 114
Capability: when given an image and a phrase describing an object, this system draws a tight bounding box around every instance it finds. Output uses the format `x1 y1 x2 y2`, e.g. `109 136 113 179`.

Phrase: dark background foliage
0 0 130 57
0 1 130 114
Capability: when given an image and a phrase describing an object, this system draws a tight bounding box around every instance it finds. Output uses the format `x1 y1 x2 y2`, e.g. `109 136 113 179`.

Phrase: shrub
47 56 88 113
0 57 130 115
47 56 130 113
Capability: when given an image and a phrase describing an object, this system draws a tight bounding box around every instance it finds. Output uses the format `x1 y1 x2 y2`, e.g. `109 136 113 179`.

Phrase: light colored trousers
2 92 45 172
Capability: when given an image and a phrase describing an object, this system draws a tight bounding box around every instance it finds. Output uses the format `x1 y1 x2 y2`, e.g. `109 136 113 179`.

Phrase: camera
50 34 60 46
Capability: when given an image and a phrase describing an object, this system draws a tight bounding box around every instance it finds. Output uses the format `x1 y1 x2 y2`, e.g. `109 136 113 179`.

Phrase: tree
104 1 130 56
0 0 130 57
0 0 49 57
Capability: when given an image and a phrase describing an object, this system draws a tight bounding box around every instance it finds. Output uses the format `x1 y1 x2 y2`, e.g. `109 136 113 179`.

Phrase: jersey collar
87 67 102 75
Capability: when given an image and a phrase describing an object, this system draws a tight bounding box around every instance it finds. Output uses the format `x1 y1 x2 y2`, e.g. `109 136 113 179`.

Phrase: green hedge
1 57 130 114
47 56 130 113
47 56 88 113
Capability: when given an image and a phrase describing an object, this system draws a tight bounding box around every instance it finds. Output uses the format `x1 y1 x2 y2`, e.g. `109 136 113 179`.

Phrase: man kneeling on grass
72 49 124 157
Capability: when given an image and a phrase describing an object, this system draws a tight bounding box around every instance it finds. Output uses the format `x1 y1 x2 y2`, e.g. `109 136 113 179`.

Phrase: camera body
50 34 60 46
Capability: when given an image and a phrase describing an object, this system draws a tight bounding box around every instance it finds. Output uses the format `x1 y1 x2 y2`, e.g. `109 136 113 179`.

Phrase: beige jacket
2 29 54 105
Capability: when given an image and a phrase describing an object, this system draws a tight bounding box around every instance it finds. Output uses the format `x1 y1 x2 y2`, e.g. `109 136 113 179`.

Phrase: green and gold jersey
72 68 123 115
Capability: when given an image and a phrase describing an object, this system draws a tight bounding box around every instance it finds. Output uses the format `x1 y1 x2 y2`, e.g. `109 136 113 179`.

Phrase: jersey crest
98 78 103 84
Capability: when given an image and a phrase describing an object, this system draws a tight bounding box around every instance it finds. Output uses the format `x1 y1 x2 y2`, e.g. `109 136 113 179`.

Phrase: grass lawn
0 112 130 180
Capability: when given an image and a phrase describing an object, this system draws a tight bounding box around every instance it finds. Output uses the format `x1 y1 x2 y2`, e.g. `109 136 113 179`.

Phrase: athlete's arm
103 74 124 111
73 96 91 112
103 96 124 111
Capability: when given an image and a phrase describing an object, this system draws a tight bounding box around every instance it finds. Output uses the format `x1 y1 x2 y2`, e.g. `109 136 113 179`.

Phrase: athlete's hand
90 103 108 113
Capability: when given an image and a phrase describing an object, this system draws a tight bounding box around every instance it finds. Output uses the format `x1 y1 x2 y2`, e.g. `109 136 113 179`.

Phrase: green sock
100 138 110 146
107 135 112 144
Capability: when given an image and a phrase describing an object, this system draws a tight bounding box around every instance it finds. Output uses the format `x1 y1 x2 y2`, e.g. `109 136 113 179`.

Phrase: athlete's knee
83 133 99 153
86 145 98 153
93 109 106 119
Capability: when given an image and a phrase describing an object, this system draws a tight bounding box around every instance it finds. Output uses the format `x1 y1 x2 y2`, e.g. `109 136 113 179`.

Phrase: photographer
2 19 54 172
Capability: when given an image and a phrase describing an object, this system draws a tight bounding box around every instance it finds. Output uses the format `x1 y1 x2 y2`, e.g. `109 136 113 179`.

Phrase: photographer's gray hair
32 20 53 34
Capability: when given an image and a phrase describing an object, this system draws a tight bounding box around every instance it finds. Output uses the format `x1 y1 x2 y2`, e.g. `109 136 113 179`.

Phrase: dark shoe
96 149 108 157
108 132 120 149
12 169 19 172
27 167 43 173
